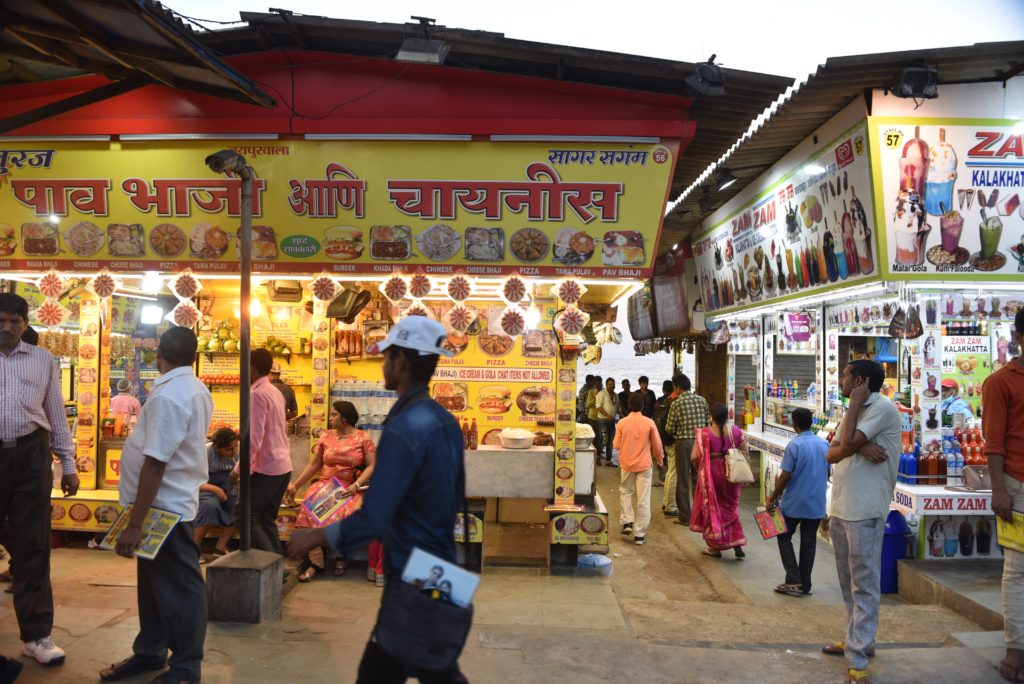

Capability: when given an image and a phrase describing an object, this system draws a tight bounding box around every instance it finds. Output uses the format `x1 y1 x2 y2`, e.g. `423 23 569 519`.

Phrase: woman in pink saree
690 403 749 558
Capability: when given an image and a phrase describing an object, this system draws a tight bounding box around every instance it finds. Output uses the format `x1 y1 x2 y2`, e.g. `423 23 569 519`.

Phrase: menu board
941 335 990 416
694 121 879 315
431 304 557 445
0 139 676 278
309 300 332 453
870 118 1024 279
553 360 577 507
75 293 101 489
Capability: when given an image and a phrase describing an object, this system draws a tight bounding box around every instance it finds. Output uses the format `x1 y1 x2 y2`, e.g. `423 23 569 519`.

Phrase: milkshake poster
870 118 1024 279
693 121 879 315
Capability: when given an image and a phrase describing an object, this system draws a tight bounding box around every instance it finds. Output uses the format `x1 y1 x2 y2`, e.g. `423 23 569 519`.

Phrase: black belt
0 429 44 450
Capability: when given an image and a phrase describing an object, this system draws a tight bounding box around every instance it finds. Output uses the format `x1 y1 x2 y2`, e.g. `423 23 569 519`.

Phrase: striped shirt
0 340 75 474
665 391 709 440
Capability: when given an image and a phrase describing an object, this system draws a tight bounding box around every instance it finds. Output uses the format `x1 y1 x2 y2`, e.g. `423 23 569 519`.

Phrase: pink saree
689 426 747 551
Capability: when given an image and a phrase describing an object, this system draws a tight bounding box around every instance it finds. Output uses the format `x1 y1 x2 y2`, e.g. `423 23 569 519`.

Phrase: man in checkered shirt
0 292 78 669
665 373 708 525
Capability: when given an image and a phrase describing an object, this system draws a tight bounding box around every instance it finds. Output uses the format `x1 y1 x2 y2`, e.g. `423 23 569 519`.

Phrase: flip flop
701 548 722 557
774 583 803 596
823 641 875 657
99 655 167 681
333 559 346 577
997 659 1024 682
847 668 873 684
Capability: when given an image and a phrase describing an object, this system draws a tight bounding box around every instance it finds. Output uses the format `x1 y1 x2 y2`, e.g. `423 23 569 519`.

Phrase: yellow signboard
0 140 675 277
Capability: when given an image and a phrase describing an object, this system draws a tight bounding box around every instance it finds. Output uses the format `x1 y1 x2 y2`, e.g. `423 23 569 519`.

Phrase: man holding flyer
100 327 212 684
289 316 469 683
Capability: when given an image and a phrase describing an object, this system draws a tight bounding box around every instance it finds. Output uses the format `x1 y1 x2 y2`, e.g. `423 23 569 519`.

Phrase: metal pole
237 166 253 552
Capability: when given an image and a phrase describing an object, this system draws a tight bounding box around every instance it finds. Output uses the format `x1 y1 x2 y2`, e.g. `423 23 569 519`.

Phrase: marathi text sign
0 140 676 277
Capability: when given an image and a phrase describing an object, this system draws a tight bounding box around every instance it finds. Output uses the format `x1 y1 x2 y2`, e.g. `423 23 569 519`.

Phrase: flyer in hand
754 506 787 541
996 510 1024 554
302 477 362 527
99 504 181 560
401 547 480 609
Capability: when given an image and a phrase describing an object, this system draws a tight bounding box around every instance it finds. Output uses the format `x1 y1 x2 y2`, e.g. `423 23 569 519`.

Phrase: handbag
373 394 476 672
723 423 755 485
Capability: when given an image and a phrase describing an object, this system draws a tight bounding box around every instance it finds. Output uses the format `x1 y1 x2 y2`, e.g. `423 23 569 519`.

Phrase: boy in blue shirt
766 408 829 596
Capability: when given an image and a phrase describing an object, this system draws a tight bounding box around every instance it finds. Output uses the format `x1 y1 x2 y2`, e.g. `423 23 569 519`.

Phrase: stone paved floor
0 466 1011 683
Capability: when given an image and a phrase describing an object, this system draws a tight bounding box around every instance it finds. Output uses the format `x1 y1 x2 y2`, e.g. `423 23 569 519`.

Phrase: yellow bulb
274 307 289 321
249 300 263 317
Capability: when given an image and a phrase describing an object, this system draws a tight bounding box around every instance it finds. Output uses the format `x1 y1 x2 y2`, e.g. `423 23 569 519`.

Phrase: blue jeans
596 420 614 462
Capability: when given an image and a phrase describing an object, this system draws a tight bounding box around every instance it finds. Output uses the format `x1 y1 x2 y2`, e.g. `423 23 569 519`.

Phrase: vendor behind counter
941 379 974 426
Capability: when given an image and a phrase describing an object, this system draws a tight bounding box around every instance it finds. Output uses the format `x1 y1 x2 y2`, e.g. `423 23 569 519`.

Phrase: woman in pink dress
287 400 379 582
690 402 749 558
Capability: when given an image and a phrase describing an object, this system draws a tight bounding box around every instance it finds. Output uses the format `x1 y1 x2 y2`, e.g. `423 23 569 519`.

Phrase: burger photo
478 385 511 414
0 223 14 256
323 226 364 260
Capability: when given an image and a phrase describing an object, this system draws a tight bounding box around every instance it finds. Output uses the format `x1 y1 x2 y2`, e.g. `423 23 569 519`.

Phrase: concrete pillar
206 549 283 623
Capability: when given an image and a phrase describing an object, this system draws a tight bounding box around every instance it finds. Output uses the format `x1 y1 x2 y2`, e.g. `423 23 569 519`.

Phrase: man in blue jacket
289 316 467 683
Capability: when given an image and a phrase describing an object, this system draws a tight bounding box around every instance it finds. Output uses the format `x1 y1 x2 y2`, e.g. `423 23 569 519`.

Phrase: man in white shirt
101 327 212 684
823 360 901 684
594 378 618 466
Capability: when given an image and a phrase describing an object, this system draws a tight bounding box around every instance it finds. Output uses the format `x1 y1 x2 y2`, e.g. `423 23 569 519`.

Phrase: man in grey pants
823 360 901 684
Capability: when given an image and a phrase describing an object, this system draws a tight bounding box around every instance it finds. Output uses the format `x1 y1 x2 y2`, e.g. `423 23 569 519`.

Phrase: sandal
702 548 722 557
297 559 324 583
997 659 1024 682
823 641 875 657
847 668 872 683
333 559 346 577
100 655 167 681
774 583 803 596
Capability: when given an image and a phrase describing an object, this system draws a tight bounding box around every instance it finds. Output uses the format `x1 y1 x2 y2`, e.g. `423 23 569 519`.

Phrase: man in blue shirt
766 408 829 596
940 379 973 426
288 317 468 683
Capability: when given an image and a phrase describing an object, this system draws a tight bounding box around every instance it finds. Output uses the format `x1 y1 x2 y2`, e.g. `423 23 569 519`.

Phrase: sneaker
620 523 633 536
367 567 377 582
634 536 645 546
22 636 65 666
375 573 385 588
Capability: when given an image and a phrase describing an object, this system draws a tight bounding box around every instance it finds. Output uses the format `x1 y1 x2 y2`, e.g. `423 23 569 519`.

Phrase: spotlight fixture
715 168 738 192
892 65 939 100
698 186 714 213
396 16 449 65
685 54 726 97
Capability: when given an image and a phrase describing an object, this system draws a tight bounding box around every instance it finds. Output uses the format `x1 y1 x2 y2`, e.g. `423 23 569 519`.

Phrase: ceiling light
140 305 163 325
893 65 939 100
141 271 163 294
396 16 448 65
685 54 726 97
715 168 738 192
698 186 714 213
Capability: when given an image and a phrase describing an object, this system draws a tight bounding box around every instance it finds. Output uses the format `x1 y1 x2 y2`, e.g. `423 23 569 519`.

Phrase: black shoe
663 510 680 517
620 524 633 536
673 518 690 525
0 656 22 684
734 547 746 559
634 536 645 546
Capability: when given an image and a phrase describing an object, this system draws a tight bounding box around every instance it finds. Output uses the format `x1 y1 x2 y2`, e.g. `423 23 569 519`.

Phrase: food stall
0 127 681 567
686 70 1022 563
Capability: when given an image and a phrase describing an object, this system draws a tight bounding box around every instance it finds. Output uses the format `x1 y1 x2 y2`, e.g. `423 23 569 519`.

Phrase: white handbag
724 423 754 485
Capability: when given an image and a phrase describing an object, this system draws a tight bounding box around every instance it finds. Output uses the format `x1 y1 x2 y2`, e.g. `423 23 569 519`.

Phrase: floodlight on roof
686 54 726 97
396 16 449 65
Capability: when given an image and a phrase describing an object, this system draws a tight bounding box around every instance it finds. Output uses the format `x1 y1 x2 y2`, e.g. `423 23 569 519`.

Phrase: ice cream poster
871 118 1024 279
941 335 990 415
692 121 878 315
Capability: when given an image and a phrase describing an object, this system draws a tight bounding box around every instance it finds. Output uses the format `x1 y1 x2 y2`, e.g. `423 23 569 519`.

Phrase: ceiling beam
0 76 146 134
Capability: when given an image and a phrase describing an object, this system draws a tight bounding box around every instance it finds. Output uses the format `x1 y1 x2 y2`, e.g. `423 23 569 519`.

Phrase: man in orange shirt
982 308 1024 684
614 393 664 546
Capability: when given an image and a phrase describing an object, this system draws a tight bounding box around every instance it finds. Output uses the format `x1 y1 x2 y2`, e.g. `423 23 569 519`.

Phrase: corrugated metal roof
660 40 1024 254
195 11 793 213
0 0 273 107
